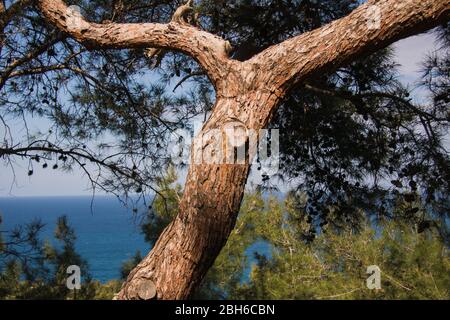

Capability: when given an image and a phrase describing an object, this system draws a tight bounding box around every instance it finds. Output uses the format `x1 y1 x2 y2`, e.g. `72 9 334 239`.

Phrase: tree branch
252 0 449 93
0 143 165 198
0 0 35 56
0 33 65 90
172 71 205 92
303 84 448 122
0 0 34 33
37 0 232 88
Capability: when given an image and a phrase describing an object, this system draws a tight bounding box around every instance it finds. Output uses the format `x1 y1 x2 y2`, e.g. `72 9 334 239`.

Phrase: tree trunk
117 163 250 300
37 0 449 301
116 92 278 299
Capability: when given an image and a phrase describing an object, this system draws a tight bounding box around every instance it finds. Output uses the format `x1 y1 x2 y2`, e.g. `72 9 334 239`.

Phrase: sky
0 31 444 197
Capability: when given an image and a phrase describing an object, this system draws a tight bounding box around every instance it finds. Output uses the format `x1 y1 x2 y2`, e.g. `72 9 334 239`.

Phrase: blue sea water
0 196 270 283
0 196 150 283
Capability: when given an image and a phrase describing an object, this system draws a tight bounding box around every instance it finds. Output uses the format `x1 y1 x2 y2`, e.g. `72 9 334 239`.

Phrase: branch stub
137 279 157 300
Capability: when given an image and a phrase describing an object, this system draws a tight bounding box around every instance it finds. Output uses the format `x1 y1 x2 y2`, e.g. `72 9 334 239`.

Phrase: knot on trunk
171 0 195 25
136 278 157 300
222 119 248 148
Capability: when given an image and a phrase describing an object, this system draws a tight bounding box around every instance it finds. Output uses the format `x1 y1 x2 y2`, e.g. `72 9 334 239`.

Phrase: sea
0 195 150 282
0 195 268 283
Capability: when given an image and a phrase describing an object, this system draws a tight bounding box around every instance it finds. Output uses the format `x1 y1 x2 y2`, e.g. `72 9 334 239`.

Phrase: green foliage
1 182 448 300
135 171 448 300
0 260 22 298
91 280 123 300
182 191 448 300
120 251 142 280
0 0 448 300
1 1 448 223
141 166 183 246
194 191 267 299
0 215 97 300
117 166 182 286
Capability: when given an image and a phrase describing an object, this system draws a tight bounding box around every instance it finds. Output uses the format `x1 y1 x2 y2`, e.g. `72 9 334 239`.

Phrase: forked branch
38 0 449 99
37 0 232 87
251 0 450 94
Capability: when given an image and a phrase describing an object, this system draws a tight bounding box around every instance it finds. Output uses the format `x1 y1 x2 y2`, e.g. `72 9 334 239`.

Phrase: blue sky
0 31 444 197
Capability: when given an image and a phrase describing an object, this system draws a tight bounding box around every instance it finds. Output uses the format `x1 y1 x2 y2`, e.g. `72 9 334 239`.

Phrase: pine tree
0 215 96 299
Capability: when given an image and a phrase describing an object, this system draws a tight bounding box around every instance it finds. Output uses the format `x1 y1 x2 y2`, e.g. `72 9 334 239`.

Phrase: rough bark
116 88 282 299
37 0 231 88
37 0 449 300
118 146 251 300
251 0 450 93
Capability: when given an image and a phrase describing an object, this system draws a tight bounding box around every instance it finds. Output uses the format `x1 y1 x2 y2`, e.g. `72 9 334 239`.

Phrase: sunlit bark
38 0 449 299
